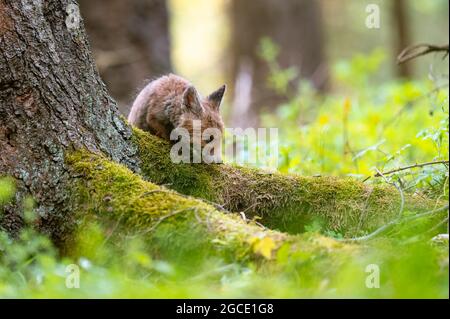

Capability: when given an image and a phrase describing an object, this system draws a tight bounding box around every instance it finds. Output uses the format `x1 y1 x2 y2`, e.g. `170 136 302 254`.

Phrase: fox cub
128 74 226 152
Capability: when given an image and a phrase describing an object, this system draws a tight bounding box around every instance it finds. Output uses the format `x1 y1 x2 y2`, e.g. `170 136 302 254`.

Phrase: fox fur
128 74 226 147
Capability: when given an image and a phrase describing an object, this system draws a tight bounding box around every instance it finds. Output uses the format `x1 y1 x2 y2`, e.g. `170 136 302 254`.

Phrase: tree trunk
391 0 412 78
0 0 440 259
229 0 328 128
0 0 138 242
79 0 172 113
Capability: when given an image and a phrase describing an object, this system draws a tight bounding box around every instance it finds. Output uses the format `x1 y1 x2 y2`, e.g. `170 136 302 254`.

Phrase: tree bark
0 0 138 242
78 0 172 113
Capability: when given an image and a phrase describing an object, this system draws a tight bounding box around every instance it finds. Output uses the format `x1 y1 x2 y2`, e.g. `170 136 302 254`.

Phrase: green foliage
259 37 298 95
257 40 449 201
0 203 447 298
0 43 448 298
0 155 448 298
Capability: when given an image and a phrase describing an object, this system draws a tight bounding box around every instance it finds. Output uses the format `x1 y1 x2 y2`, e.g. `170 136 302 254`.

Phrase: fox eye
207 135 214 143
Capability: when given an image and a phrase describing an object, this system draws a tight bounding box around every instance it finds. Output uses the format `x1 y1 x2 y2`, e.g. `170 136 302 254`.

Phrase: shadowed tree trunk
391 0 412 78
0 0 440 259
0 0 139 242
79 0 172 114
229 0 328 128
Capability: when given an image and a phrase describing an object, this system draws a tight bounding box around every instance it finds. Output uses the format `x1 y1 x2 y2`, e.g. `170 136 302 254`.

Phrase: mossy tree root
67 151 357 261
131 128 438 237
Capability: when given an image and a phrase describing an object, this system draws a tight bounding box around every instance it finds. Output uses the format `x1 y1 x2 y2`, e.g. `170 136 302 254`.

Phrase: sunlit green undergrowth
0 177 448 298
238 40 449 200
0 46 448 299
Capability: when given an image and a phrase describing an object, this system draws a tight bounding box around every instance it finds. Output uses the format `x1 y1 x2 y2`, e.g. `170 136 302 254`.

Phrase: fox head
176 84 226 163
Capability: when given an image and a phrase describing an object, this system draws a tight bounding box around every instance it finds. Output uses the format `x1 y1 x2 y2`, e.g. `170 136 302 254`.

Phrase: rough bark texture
229 0 328 128
79 0 172 113
0 0 138 242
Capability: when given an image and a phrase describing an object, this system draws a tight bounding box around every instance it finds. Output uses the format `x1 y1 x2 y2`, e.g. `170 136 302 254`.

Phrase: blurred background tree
391 0 412 78
79 0 172 114
80 0 449 126
228 0 328 127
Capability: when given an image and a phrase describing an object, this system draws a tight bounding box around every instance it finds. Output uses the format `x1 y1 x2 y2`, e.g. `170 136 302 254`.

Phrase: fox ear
182 86 203 115
207 84 226 110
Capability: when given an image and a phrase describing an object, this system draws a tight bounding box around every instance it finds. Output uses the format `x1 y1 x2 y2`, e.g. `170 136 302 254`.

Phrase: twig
343 204 449 242
101 213 125 247
254 220 267 229
125 208 196 239
363 160 449 182
242 202 259 214
199 198 227 212
397 43 449 64
424 216 449 235
147 208 197 234
139 189 169 197
356 188 374 232
400 216 449 245
375 168 405 219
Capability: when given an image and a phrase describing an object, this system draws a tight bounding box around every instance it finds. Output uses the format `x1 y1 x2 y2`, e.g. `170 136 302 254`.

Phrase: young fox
128 74 226 162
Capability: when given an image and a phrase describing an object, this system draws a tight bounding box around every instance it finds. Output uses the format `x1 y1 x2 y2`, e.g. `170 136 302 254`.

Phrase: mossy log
67 150 357 261
132 128 437 236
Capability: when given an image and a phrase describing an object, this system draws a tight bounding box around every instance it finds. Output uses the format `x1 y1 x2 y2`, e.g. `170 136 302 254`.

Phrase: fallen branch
397 43 449 64
363 160 449 182
345 204 449 242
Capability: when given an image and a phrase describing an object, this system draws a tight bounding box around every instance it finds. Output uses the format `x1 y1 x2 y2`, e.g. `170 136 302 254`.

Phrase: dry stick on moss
125 208 199 239
199 198 228 212
148 208 198 233
363 160 450 182
344 204 449 242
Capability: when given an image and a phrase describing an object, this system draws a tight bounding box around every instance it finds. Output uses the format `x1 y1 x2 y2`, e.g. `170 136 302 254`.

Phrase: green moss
131 128 218 200
67 150 359 261
65 150 366 264
131 128 438 236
